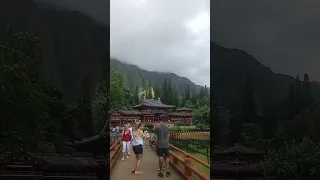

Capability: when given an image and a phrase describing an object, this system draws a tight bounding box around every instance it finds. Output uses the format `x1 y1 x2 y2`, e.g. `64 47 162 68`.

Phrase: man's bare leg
164 156 170 174
158 156 164 173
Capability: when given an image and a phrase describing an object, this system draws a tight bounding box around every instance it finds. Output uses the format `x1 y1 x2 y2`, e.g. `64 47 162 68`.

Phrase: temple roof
176 107 192 111
119 110 141 115
133 98 175 109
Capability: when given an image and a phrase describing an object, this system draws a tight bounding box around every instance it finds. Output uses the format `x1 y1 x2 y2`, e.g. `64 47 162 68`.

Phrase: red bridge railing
110 137 210 180
169 144 210 180
110 139 122 170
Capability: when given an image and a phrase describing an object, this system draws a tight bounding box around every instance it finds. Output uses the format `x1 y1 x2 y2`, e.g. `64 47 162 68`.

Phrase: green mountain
211 42 320 110
110 58 204 95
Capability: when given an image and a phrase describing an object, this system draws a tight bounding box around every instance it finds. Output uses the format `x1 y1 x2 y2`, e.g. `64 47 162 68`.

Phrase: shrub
195 124 207 131
143 123 154 129
174 122 190 126
261 137 320 180
169 126 200 132
169 126 181 132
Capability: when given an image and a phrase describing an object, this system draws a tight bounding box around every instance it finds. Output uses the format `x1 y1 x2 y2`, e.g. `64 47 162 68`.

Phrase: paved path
110 145 184 180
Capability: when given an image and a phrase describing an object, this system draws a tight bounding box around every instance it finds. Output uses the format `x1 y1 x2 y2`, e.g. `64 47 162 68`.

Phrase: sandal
134 171 142 175
158 172 164 178
166 172 171 177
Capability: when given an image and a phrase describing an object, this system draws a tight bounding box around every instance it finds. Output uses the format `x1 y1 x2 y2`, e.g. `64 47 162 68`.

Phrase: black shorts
156 147 169 157
132 144 143 154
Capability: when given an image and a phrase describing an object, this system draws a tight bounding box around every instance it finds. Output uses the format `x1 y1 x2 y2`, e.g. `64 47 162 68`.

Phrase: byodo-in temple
109 97 193 127
211 143 265 179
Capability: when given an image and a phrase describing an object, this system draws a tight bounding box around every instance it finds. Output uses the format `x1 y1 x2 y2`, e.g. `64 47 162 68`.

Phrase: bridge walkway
110 145 184 180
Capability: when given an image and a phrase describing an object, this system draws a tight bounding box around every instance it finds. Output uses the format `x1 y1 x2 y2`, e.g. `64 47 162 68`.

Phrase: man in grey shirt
155 120 170 178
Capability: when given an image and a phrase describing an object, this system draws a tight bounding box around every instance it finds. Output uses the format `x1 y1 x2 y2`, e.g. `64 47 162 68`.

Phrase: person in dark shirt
155 120 170 178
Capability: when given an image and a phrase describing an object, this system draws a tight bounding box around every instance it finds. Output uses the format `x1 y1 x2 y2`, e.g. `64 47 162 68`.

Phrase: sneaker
126 156 129 159
128 152 130 155
122 157 124 161
158 172 164 178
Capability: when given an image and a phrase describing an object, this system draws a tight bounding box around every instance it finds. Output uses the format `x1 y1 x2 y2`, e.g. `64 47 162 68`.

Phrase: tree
286 84 297 121
62 103 79 141
141 78 147 89
77 76 94 137
241 72 255 123
161 78 168 103
192 105 210 125
134 86 140 104
302 73 313 107
295 75 303 110
167 78 173 104
0 27 62 153
153 84 161 99
191 89 197 104
241 123 270 149
148 87 155 99
204 85 209 96
184 85 191 101
173 87 179 107
109 71 126 111
212 105 221 144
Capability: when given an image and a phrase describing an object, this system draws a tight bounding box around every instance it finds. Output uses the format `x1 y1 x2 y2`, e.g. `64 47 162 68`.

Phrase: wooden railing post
184 155 192 177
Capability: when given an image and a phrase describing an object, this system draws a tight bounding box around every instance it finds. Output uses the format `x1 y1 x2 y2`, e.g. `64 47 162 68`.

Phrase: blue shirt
151 133 155 141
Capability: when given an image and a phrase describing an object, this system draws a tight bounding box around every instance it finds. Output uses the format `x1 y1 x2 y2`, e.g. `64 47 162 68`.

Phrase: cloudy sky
36 0 210 86
212 0 320 82
111 0 210 86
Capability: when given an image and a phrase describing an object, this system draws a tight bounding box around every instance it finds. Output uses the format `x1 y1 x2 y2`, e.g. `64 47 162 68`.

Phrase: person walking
121 125 131 161
143 130 150 148
115 126 120 139
155 120 170 178
151 130 156 150
131 123 144 175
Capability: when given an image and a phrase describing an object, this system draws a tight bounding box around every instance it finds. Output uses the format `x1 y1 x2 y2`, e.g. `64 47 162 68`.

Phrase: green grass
171 148 210 177
190 149 210 175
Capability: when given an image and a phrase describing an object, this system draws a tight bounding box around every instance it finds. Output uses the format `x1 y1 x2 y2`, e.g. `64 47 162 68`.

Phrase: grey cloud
35 0 210 86
212 0 320 82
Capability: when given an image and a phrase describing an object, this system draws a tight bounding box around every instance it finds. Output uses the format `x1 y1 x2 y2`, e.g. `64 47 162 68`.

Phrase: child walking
143 130 150 149
151 131 156 150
